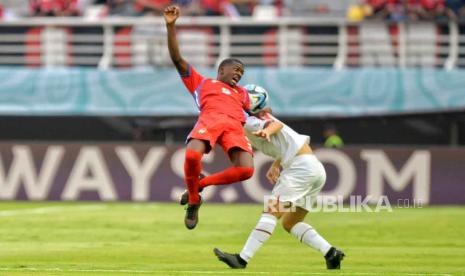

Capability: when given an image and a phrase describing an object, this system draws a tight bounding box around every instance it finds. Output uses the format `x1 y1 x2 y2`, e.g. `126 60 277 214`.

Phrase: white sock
290 222 332 255
239 213 277 262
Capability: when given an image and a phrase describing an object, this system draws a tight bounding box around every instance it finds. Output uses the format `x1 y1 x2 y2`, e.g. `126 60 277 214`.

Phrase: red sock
199 167 254 188
184 149 203 204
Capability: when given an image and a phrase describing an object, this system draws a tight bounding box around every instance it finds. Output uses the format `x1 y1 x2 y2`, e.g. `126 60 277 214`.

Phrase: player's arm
164 5 188 75
252 120 283 142
245 113 283 142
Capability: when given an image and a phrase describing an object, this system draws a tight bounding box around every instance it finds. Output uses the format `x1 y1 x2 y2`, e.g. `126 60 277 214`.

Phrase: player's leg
180 122 253 205
185 138 209 204
181 148 254 204
278 154 344 269
282 207 332 255
183 138 209 230
282 207 345 269
199 125 254 188
229 147 254 167
183 117 216 204
199 148 254 188
214 204 282 269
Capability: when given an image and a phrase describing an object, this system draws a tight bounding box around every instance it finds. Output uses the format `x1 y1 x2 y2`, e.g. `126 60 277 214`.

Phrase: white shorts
272 154 326 212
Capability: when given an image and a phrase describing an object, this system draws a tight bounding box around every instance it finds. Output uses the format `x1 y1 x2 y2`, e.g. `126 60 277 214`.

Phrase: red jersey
180 65 250 124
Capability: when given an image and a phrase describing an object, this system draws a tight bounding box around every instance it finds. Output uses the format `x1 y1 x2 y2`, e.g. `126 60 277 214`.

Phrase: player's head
217 58 244 87
244 84 269 114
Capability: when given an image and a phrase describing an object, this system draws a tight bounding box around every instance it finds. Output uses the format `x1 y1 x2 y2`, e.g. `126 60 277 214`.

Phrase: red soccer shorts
187 114 253 155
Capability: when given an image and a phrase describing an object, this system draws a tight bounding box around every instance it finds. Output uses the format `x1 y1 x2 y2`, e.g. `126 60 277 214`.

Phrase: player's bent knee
238 167 254 180
282 220 296 233
185 149 203 165
232 167 254 181
281 214 304 233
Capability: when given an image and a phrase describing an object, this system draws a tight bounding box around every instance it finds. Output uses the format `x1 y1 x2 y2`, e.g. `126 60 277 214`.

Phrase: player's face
218 62 244 87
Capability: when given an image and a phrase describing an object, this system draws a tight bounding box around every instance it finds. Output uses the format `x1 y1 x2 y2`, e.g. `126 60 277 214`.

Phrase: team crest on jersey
198 128 207 134
222 88 231 95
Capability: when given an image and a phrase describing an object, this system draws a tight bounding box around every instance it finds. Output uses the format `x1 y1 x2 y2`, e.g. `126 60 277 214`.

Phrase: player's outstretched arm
164 5 188 75
252 121 283 142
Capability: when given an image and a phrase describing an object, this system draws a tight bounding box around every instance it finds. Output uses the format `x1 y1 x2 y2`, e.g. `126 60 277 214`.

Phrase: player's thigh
219 127 253 167
281 206 308 232
186 138 209 154
229 148 254 167
187 117 222 153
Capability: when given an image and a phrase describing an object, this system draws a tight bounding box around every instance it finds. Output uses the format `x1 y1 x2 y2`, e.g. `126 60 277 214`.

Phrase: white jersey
244 114 310 167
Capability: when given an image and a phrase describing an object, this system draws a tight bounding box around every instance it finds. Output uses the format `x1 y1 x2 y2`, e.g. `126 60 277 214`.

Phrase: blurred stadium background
0 0 464 275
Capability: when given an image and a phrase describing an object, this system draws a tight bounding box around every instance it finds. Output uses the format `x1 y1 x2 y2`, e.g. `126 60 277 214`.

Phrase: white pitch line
0 205 108 217
0 268 454 276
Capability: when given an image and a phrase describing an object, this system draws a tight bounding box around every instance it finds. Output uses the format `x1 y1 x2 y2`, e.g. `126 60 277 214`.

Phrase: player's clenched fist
164 5 180 25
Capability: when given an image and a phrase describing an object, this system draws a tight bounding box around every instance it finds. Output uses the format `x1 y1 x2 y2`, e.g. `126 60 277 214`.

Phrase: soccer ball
244 84 269 114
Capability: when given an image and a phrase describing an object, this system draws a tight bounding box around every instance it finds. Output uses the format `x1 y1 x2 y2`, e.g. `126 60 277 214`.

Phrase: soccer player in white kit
214 84 345 270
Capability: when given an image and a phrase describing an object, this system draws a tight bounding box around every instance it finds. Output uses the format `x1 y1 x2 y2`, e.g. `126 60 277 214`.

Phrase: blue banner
0 67 463 116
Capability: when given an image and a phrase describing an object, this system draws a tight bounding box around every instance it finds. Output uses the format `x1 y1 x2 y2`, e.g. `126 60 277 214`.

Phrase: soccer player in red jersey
164 5 254 230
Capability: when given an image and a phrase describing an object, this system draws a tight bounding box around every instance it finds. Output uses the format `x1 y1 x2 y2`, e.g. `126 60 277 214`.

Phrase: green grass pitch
0 202 463 276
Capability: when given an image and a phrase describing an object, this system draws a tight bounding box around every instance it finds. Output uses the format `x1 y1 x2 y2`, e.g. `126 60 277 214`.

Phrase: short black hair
218 58 244 68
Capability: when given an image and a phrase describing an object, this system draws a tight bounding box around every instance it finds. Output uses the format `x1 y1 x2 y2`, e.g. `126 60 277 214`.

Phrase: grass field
0 202 464 276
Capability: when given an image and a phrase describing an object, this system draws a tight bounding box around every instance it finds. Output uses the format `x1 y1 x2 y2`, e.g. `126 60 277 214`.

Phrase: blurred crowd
0 0 463 20
0 0 277 19
348 0 465 21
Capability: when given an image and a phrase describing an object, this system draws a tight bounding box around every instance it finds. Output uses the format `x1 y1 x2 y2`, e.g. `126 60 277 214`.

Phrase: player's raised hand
164 5 180 25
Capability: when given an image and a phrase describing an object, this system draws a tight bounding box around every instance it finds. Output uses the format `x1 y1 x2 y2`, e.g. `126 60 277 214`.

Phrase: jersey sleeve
244 116 267 132
180 64 205 94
